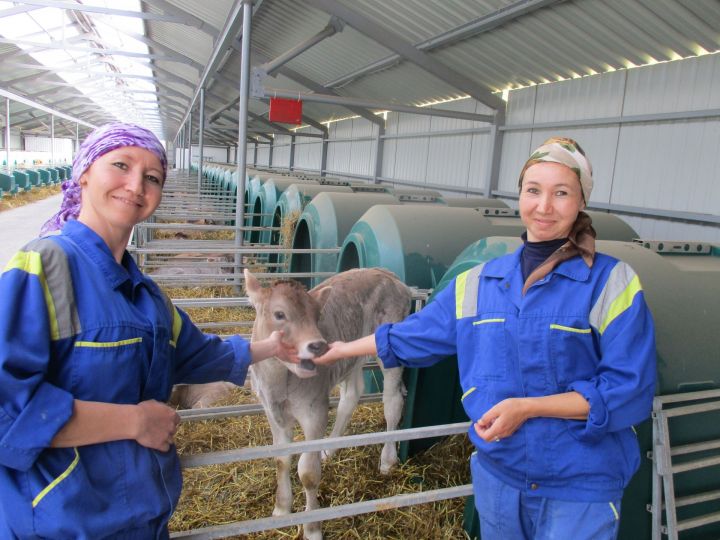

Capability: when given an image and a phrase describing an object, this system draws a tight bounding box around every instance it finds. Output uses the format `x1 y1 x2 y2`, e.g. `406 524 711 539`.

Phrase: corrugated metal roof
0 0 718 141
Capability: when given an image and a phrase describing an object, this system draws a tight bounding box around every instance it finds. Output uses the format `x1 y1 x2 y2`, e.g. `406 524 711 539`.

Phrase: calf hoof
321 449 335 463
380 449 399 475
303 524 323 540
272 506 290 517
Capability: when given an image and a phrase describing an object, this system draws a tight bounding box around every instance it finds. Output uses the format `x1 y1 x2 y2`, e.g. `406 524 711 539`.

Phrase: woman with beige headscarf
314 136 656 539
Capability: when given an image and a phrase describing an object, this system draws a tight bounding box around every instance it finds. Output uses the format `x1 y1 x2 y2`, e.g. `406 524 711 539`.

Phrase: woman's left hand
474 398 531 443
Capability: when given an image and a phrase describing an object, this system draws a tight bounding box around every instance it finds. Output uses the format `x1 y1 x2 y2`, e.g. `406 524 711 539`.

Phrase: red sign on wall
268 97 303 125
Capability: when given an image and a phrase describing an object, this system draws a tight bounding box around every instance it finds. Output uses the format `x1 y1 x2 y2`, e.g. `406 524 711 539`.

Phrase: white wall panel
256 146 270 167
612 120 720 214
467 131 492 192
294 141 322 171
426 133 472 188
272 135 291 169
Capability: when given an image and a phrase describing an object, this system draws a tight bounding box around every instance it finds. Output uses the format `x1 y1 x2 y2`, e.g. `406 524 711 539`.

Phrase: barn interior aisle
0 1 718 539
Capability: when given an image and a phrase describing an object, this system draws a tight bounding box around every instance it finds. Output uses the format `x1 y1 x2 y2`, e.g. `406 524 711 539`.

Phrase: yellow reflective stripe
599 275 642 334
549 324 591 334
32 448 79 508
473 318 505 326
609 501 620 521
461 387 477 401
5 251 59 340
75 337 143 348
172 307 182 346
455 270 469 319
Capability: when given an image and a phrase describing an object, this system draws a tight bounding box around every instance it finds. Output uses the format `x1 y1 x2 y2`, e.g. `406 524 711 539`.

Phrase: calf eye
273 311 286 321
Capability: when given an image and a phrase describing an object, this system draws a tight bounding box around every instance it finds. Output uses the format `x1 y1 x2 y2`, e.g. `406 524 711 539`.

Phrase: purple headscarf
40 122 167 235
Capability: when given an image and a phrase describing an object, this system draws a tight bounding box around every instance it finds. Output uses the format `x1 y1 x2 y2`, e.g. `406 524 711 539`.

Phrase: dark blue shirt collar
484 243 591 283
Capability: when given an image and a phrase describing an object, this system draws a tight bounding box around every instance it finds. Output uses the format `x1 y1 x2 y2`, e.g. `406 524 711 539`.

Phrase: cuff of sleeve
567 380 609 444
226 336 252 386
0 384 74 471
375 323 401 369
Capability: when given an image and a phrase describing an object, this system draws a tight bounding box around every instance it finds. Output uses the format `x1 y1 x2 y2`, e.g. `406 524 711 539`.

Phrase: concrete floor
0 193 62 267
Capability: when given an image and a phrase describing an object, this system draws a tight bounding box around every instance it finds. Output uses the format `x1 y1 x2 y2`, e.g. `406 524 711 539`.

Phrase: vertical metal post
198 88 205 193
268 136 274 168
185 122 190 173
253 141 258 166
289 134 295 172
483 109 505 198
320 135 328 177
75 123 79 159
373 123 385 183
50 114 55 166
4 98 10 171
235 0 253 256
188 110 193 174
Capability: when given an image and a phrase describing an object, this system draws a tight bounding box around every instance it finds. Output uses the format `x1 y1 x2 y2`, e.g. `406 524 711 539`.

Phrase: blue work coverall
0 220 252 539
376 246 656 506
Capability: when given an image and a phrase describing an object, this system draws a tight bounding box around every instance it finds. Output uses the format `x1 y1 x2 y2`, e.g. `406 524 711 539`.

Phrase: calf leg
322 364 364 462
296 406 328 540
380 366 405 474
265 413 294 516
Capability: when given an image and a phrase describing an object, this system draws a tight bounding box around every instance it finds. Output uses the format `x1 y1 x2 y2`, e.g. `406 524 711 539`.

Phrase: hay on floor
170 387 472 540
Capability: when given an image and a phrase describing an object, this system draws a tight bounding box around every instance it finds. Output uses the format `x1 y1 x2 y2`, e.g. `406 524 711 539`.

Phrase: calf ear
312 285 333 310
244 268 263 306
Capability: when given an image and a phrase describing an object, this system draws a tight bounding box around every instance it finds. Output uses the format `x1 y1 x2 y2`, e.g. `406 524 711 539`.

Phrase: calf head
244 269 331 378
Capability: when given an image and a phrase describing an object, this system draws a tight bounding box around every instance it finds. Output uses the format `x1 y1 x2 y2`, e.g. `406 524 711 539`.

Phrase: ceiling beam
303 0 505 111
325 0 566 89
173 1 248 138
0 37 194 65
275 65 384 126
139 0 219 38
18 1 211 28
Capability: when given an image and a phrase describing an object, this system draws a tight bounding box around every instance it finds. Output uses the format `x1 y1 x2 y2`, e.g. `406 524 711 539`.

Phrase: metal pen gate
136 168 474 538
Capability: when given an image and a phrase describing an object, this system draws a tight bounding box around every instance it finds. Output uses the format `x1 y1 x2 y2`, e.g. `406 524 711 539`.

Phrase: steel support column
4 98 9 170
188 111 192 172
374 123 385 184
288 135 295 172
253 141 258 166
483 110 505 198
235 0 253 253
50 114 55 166
320 136 328 178
197 88 204 192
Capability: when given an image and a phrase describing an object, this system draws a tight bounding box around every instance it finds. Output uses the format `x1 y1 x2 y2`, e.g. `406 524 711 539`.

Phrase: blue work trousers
471 454 621 540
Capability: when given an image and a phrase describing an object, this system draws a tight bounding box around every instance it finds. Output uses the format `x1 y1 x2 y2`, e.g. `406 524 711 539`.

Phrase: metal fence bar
178 392 384 421
170 484 473 539
180 422 470 467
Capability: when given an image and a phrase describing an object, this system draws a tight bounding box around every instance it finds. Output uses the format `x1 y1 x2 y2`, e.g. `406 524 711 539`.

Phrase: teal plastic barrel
12 171 31 191
337 205 527 289
269 183 354 272
25 169 40 187
0 173 17 195
36 169 51 186
289 192 398 288
250 177 318 244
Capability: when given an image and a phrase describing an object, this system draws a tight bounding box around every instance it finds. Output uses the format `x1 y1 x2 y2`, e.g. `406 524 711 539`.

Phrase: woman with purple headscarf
0 123 297 539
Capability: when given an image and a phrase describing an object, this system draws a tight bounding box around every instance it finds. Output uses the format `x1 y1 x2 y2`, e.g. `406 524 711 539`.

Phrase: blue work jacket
376 245 656 502
0 220 251 539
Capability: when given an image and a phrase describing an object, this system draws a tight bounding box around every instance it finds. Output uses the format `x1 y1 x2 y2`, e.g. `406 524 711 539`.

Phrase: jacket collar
62 220 146 291
484 244 592 284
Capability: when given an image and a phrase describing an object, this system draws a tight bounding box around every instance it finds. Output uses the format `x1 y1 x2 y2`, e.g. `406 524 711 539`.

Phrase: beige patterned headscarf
518 137 597 294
